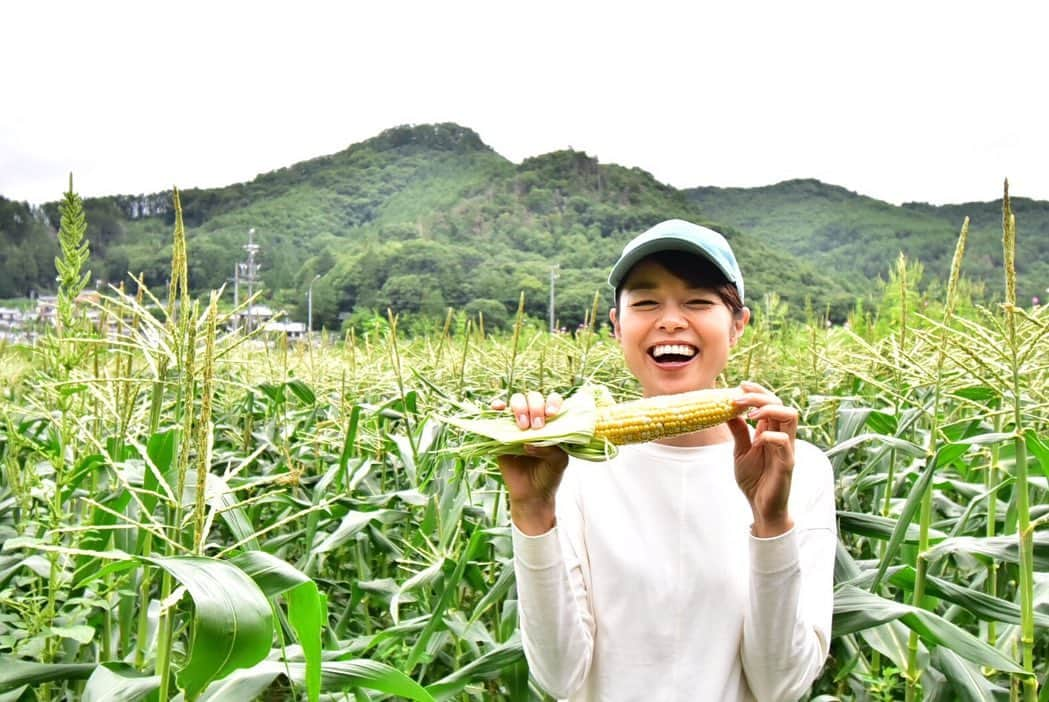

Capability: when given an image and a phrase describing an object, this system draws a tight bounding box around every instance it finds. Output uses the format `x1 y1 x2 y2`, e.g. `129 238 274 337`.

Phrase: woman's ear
729 306 750 346
609 307 622 341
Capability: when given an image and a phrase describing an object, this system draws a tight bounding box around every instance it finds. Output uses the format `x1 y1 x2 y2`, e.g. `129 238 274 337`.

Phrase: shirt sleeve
510 465 596 699
740 441 837 702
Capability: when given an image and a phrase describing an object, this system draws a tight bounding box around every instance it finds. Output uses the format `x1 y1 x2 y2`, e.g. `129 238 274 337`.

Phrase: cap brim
608 237 736 290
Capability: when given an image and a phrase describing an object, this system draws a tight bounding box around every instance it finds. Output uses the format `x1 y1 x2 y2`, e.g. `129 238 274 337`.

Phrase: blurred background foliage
1 123 1045 333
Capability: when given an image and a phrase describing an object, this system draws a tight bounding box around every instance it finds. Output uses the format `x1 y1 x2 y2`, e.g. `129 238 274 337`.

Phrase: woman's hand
492 391 569 535
727 381 797 538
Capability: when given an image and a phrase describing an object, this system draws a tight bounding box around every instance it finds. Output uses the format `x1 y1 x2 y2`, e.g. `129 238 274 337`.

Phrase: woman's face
609 259 749 397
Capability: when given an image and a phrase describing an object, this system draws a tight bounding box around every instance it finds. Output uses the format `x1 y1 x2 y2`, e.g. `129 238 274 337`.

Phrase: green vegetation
10 125 1047 333
0 197 58 299
686 179 1049 306
0 180 1046 700
7 124 860 330
7 126 1048 335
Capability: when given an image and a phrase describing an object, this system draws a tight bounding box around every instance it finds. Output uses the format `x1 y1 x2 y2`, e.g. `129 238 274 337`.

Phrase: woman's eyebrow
625 282 714 294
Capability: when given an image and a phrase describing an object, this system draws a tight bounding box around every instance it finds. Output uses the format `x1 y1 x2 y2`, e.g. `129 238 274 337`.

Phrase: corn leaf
825 433 926 459
838 511 947 543
850 566 1049 628
833 585 1024 673
404 529 485 672
0 658 96 691
231 551 324 702
82 663 160 702
143 428 178 516
868 441 968 592
177 658 435 702
391 559 445 626
206 474 259 551
924 533 1049 571
314 509 400 554
145 556 272 700
285 379 316 405
467 562 515 625
314 660 434 701
1026 429 1049 481
834 542 924 672
178 666 280 702
425 638 526 700
49 625 95 645
71 490 132 588
931 647 1010 702
0 687 28 702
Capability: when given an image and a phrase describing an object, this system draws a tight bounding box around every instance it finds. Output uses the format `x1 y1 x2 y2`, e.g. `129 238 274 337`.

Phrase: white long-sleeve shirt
511 438 837 702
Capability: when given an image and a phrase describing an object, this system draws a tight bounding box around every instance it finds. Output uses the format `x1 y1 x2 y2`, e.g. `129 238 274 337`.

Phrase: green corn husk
443 386 612 461
443 385 743 462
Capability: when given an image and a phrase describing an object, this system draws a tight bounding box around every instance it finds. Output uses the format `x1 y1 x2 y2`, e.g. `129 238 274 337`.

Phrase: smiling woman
610 252 748 398
495 219 837 702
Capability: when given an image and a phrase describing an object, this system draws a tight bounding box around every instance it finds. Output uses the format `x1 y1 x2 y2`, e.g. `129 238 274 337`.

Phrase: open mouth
648 343 697 365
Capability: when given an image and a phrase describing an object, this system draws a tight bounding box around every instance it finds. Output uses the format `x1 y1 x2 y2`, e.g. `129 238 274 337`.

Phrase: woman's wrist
510 498 557 535
751 513 794 538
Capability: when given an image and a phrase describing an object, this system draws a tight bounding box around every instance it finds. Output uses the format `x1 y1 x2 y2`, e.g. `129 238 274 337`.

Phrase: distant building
232 304 275 331
35 296 58 324
0 308 23 325
30 290 119 338
262 320 307 340
5 291 308 344
35 290 102 325
0 307 25 342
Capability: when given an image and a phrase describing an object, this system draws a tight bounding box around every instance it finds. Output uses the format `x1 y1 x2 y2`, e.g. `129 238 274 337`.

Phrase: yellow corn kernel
593 388 744 445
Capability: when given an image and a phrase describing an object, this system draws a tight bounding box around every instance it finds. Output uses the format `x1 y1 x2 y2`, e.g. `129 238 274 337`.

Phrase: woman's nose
657 306 687 330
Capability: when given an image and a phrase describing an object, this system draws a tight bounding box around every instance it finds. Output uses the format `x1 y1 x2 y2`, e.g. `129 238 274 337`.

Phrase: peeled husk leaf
442 386 614 461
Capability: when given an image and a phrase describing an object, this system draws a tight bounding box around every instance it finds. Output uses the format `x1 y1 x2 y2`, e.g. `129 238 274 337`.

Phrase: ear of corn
442 386 744 461
593 388 744 445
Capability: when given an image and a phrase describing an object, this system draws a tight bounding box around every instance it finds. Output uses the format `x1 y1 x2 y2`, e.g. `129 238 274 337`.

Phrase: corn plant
0 180 1046 702
823 187 1048 701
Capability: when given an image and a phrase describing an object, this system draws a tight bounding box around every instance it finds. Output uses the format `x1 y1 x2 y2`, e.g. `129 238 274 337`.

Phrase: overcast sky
3 1 1048 207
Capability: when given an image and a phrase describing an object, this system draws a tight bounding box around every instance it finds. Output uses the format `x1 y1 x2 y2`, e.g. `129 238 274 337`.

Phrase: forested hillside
6 124 1040 329
0 197 58 299
686 179 1048 305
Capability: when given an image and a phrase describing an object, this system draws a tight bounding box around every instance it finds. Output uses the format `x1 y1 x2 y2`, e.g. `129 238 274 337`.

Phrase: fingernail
748 408 758 418
518 414 529 427
532 416 544 429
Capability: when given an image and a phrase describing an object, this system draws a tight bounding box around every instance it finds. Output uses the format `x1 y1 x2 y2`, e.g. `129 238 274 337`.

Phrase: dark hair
614 250 744 316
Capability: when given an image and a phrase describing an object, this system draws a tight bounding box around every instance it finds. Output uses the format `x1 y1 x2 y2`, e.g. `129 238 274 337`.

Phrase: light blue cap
608 219 744 302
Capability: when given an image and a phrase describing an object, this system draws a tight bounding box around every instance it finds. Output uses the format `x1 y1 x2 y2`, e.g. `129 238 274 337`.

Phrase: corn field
0 184 1047 701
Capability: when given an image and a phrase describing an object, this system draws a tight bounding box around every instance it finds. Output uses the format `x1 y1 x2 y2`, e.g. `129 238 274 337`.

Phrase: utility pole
238 227 260 333
307 274 320 336
549 264 559 332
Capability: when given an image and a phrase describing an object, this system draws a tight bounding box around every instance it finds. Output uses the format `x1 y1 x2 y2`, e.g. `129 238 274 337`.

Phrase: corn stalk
1002 183 1037 702
905 218 969 701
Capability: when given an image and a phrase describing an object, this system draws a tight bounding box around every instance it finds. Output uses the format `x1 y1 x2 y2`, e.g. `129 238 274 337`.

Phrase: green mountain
9 125 1034 330
685 179 1047 305
0 197 58 300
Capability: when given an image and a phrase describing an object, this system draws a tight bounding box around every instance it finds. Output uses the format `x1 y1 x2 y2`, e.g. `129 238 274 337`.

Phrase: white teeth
652 344 696 358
